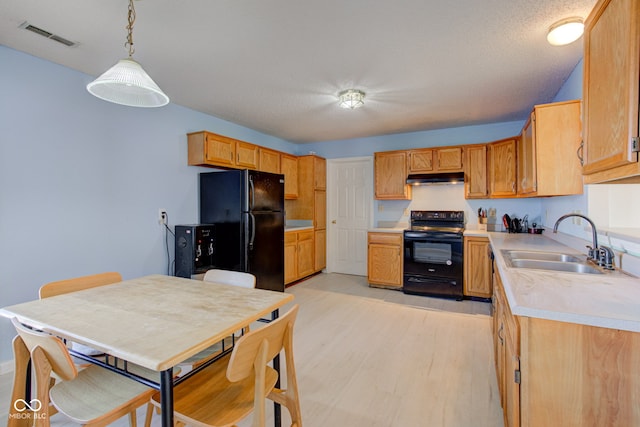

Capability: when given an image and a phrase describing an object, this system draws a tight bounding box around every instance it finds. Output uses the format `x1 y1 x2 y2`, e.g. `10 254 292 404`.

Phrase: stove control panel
411 210 464 221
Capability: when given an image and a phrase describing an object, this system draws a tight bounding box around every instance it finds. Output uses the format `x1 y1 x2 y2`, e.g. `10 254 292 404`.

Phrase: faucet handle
598 246 615 270
586 245 596 260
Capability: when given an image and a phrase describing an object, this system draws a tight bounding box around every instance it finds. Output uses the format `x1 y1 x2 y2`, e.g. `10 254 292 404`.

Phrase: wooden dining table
0 274 295 427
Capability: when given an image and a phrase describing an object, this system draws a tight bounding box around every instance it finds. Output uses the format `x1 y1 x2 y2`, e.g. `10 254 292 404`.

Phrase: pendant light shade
87 58 169 107
86 0 169 108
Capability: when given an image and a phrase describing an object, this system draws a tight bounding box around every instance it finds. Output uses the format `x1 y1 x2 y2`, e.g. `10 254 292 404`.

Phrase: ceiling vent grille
19 21 78 47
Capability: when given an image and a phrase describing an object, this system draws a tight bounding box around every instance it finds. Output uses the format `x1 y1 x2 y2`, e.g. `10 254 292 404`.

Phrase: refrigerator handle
248 212 256 250
249 174 255 211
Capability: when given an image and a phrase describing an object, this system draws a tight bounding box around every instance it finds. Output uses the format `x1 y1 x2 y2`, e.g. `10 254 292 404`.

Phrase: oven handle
404 232 463 242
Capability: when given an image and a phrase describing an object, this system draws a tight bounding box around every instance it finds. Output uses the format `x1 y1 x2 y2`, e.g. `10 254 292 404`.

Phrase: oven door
403 231 463 279
403 231 463 298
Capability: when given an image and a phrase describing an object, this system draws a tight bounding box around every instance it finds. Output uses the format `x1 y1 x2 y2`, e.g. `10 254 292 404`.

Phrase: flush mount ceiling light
86 0 169 107
547 17 585 46
338 89 365 109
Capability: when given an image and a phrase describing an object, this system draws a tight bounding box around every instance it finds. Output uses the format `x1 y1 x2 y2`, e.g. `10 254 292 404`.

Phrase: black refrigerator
199 170 285 292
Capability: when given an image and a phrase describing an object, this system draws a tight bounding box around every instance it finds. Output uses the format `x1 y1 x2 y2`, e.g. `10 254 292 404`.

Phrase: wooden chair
39 271 123 298
202 269 256 288
148 304 302 427
178 269 257 371
9 318 154 427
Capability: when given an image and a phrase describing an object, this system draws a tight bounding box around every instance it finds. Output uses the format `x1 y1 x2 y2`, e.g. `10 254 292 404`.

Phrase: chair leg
31 347 54 427
9 337 31 427
143 402 155 427
129 409 138 427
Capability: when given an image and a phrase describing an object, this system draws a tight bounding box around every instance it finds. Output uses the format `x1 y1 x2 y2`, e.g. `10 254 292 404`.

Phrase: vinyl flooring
1 272 503 427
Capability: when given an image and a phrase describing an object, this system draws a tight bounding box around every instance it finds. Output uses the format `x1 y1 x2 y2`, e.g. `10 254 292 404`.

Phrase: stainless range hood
406 172 465 185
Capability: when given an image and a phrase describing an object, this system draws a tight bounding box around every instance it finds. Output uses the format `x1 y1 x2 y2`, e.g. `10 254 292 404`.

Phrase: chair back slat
226 305 298 382
11 318 77 381
39 272 122 298
203 269 256 289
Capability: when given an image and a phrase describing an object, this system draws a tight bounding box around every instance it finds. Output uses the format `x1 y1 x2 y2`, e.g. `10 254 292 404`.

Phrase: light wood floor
1 273 503 427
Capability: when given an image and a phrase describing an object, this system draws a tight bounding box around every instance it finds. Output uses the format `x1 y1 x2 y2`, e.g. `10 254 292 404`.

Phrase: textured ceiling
0 0 597 143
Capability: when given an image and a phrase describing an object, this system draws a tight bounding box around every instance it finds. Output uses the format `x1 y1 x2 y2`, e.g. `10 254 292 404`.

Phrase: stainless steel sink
501 249 603 274
503 250 583 263
508 259 603 274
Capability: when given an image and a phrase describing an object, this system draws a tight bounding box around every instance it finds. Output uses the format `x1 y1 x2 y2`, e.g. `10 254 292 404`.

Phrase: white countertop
488 232 640 332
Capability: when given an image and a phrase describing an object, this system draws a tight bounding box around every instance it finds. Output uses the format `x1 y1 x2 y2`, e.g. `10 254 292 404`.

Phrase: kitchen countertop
489 232 640 333
285 226 313 232
368 227 405 233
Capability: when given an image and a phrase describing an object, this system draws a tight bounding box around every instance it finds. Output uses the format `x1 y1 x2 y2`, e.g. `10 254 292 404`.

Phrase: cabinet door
284 233 297 284
281 154 299 199
205 134 235 166
504 328 521 427
436 147 463 171
374 151 412 200
314 190 326 229
488 138 517 197
518 115 537 195
408 149 434 173
259 148 281 174
297 231 315 278
368 244 402 286
314 229 326 271
314 156 326 190
464 145 488 199
583 0 640 176
236 141 259 169
463 237 492 298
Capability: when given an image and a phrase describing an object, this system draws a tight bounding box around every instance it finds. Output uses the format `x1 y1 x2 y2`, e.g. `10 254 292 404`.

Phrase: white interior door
327 157 373 275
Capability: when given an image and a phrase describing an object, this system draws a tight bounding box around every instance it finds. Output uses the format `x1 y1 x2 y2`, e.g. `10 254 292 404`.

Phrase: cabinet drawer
368 232 402 245
285 232 297 244
298 230 314 241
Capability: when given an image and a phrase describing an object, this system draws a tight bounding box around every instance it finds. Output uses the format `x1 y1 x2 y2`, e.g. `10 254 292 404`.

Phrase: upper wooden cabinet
582 0 640 183
258 147 281 174
408 146 463 173
488 138 517 198
374 151 412 200
464 144 488 199
517 100 583 197
188 131 260 169
280 154 299 199
313 156 326 190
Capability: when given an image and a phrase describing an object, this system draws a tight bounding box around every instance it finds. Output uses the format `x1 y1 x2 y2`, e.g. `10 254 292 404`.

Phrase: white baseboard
0 359 14 375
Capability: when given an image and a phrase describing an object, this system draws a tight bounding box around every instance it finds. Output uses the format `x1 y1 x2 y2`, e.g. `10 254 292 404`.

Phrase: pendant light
86 0 169 107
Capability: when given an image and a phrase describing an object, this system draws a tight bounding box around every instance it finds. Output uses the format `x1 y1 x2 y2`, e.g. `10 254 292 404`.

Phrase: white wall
0 46 295 364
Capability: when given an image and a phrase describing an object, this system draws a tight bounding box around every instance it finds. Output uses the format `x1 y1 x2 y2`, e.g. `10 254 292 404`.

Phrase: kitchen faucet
553 213 614 269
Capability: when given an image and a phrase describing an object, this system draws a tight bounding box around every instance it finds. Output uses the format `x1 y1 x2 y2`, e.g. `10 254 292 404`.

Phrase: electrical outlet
158 209 167 225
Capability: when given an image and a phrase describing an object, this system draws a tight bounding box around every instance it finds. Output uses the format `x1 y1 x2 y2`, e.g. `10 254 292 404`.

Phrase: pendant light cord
125 0 136 58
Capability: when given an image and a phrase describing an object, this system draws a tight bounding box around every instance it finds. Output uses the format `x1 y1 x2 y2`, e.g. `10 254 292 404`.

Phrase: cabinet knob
331 220 336 224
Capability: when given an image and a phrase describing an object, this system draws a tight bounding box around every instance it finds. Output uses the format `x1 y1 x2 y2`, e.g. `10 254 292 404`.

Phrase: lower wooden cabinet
493 264 640 426
463 236 492 298
367 232 403 288
285 229 315 284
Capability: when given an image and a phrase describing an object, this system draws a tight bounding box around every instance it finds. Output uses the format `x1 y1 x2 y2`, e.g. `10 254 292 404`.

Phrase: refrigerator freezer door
246 211 284 292
248 170 284 213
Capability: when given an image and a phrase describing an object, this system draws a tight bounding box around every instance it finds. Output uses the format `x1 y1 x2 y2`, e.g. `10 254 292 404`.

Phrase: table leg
272 309 281 427
160 368 174 427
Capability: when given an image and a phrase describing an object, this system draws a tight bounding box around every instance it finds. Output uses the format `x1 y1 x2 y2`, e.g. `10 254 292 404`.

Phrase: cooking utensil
502 214 511 230
510 217 521 233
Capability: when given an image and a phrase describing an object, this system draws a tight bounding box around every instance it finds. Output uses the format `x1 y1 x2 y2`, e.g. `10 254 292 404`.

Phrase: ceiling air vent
19 21 78 47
